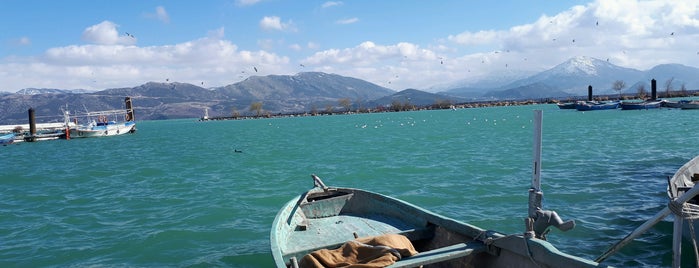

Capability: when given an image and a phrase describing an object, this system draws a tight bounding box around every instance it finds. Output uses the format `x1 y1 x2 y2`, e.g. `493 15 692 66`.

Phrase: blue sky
1 0 697 92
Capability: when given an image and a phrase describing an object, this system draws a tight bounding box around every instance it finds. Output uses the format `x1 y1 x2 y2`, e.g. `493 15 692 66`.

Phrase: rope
669 199 699 267
669 200 699 220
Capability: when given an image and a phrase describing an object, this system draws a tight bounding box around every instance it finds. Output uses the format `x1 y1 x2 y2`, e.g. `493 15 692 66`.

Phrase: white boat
70 119 136 138
68 97 137 138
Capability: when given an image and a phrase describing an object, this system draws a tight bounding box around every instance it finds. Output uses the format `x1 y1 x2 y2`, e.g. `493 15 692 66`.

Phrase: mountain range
1 56 698 124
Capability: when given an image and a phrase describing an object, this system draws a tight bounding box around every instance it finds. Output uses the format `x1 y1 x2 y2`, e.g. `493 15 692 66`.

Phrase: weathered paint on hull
271 183 610 268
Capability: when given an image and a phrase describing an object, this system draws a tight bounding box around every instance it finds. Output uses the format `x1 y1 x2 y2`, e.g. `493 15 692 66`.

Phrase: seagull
253 67 258 72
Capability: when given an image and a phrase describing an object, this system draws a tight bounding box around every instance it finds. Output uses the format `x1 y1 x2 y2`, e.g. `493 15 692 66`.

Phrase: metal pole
672 215 683 268
529 110 543 218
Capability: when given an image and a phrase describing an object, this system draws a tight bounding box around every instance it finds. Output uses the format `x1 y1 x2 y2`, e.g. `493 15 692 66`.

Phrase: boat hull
680 102 699 110
668 155 699 242
620 101 662 110
70 121 136 138
271 183 607 268
0 133 15 145
575 101 619 111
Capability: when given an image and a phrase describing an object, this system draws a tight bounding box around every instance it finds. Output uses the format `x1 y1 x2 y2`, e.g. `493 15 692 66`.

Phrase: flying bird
299 64 305 67
253 67 258 72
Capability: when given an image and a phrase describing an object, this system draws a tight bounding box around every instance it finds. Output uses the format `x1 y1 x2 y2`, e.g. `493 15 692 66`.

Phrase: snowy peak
551 56 608 76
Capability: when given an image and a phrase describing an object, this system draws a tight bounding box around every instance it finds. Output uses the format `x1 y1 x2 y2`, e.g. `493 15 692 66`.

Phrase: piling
125 97 135 121
26 108 36 142
651 79 657 100
587 85 593 101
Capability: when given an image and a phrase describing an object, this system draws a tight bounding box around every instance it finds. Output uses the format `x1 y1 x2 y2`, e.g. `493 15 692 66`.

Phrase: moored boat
619 100 662 110
575 101 619 111
557 102 577 109
680 101 699 110
0 133 15 145
70 119 136 138
68 97 136 138
271 175 606 268
662 99 690 108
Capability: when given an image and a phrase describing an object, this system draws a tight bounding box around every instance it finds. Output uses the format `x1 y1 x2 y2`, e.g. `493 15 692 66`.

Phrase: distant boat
556 102 577 109
680 101 699 110
0 133 15 145
619 100 663 110
70 119 136 138
662 100 691 108
575 101 619 111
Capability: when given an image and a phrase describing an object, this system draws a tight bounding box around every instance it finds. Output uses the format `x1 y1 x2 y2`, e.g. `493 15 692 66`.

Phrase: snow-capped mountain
502 56 643 95
444 56 699 99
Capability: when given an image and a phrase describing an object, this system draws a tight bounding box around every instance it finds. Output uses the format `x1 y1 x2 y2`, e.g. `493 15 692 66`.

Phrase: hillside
0 72 395 124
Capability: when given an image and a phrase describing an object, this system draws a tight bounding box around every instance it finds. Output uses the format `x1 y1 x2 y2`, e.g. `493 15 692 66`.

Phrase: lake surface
2 104 699 267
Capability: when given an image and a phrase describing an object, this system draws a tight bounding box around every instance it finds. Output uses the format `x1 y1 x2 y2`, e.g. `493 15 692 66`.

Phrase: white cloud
0 30 290 91
155 6 170 23
259 16 296 32
81 21 136 45
3 0 699 93
322 1 343 8
336 18 359 25
236 0 262 6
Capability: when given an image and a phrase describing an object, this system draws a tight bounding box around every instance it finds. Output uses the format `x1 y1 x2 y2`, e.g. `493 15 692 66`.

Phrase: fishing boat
271 111 609 268
0 133 15 145
70 118 136 138
619 100 663 110
575 101 619 111
68 97 137 138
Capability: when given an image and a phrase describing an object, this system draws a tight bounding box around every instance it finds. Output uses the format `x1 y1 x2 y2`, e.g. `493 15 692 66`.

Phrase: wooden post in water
125 97 135 121
26 108 36 142
651 79 657 100
587 85 593 101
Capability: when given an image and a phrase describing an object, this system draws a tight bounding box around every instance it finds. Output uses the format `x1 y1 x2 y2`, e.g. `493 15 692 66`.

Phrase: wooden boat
0 133 15 145
271 175 607 268
575 101 619 111
271 110 610 268
619 100 662 110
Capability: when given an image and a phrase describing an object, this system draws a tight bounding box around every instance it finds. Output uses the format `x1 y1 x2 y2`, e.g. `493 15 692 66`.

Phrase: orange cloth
299 234 418 268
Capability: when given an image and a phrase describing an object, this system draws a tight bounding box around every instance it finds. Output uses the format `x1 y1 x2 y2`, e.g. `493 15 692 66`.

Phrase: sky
1 0 698 93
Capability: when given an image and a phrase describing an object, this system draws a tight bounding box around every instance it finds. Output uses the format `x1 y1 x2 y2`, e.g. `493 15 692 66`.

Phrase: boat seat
386 242 486 268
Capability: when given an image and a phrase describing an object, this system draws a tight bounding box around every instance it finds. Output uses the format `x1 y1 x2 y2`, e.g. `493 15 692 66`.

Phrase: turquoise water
2 104 699 267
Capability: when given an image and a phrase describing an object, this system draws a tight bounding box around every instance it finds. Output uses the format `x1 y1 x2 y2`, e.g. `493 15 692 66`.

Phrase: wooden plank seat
387 242 487 268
